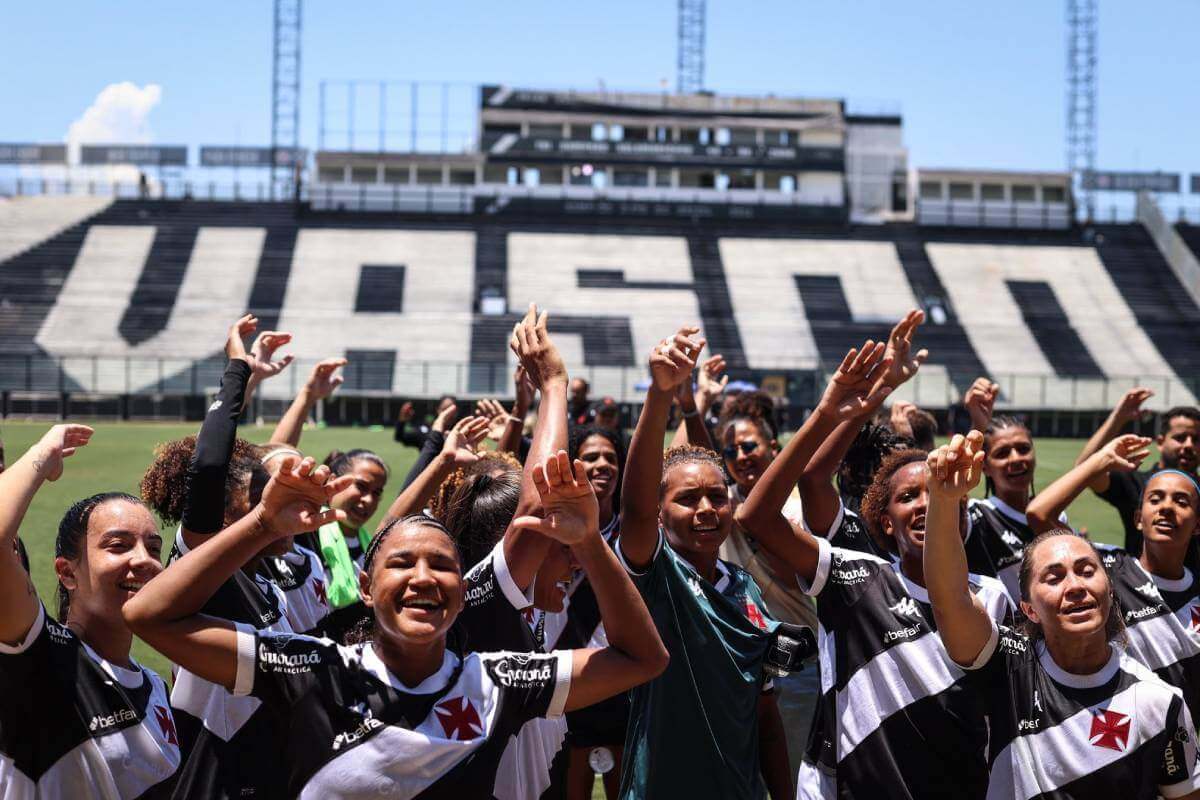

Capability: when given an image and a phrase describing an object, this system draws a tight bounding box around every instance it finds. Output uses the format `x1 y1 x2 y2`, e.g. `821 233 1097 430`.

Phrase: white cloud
66 82 163 163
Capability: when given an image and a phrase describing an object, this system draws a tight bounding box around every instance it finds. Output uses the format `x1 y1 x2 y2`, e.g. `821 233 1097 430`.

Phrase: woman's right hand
815 339 892 421
31 424 94 482
512 450 599 547
258 456 352 537
649 326 705 393
1095 434 1152 473
926 431 985 501
441 415 490 466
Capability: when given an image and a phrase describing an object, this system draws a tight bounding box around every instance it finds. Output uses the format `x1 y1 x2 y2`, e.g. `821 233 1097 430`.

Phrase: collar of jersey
892 565 930 604
1037 643 1120 689
1132 558 1194 593
985 495 1029 525
80 639 145 689
279 546 309 566
361 643 460 694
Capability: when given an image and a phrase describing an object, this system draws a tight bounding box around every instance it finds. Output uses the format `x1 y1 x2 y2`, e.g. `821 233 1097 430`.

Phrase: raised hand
696 354 728 410
963 378 999 430
259 456 352 537
510 303 567 389
816 340 893 421
397 401 415 423
442 415 490 466
890 400 917 439
513 365 536 415
1113 387 1154 424
649 326 705 393
475 397 508 423
1098 434 1152 473
247 330 295 381
510 450 599 546
927 431 985 501
31 424 94 482
881 309 928 389
430 402 459 433
305 358 347 399
225 314 257 362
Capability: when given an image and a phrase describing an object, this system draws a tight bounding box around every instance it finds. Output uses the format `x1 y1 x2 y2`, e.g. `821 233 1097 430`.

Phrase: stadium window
655 169 674 187
350 167 377 184
981 183 1005 201
318 167 344 183
416 168 443 185
609 124 625 142
680 128 702 144
613 169 648 187
383 168 410 184
715 173 731 191
483 164 508 184
449 169 476 185
699 127 712 146
591 123 607 142
948 182 974 200
919 181 943 199
729 128 757 145
591 170 608 189
715 128 731 146
767 129 790 145
624 126 649 141
522 168 541 187
569 164 594 186
539 165 564 184
528 123 561 139
655 126 670 142
1042 186 1066 203
728 169 756 189
569 124 591 140
1012 184 1036 202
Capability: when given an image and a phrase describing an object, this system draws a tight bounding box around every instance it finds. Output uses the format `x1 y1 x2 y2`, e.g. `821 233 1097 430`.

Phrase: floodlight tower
1066 0 1097 219
677 0 706 94
271 0 302 199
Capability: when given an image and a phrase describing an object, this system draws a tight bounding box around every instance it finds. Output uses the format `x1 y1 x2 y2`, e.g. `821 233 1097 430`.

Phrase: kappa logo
687 576 704 597
154 706 178 746
1134 581 1159 600
435 696 484 741
207 399 222 413
890 597 920 619
1089 709 1131 752
1000 530 1022 548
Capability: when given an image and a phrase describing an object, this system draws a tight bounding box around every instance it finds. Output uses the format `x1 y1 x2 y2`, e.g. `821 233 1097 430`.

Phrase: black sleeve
517 435 532 464
393 421 426 448
182 360 252 534
400 429 445 490
234 628 341 708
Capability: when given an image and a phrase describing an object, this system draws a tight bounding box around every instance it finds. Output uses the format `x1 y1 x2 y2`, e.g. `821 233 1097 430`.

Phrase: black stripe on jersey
460 541 539 654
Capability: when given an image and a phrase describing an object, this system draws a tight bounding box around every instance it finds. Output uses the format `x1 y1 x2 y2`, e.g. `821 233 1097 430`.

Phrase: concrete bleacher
1 196 1199 409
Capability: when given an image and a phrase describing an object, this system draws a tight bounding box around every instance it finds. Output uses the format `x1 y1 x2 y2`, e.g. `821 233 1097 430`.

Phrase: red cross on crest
522 607 536 624
1089 709 1131 752
313 578 328 607
1190 605 1200 633
435 696 484 741
744 598 768 630
154 705 178 746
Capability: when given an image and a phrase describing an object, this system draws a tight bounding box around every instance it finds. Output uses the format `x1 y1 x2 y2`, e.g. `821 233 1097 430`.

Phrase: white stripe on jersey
1124 601 1200 672
988 669 1170 799
837 630 963 759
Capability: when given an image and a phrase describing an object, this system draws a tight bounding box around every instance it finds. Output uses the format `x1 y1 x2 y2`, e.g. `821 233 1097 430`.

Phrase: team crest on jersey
1089 709 1131 752
743 598 768 630
435 696 483 740
154 705 178 746
687 576 704 597
1191 606 1200 633
890 597 920 619
313 578 328 607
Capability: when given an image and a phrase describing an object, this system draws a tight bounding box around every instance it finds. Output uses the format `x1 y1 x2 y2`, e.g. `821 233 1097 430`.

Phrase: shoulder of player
967 571 1009 602
1117 649 1187 703
1093 542 1128 571
255 630 344 672
825 545 891 585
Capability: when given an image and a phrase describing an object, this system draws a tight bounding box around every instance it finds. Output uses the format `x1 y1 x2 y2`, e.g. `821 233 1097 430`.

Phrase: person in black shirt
124 451 669 800
1 424 180 798
568 378 590 427
394 395 458 449
1076 389 1200 556
925 432 1200 800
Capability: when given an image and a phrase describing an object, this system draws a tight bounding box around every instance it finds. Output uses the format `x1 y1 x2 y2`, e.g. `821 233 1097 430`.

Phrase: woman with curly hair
736 329 1012 799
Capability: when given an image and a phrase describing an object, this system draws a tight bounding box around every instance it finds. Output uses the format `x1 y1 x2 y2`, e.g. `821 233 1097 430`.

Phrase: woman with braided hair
124 452 668 799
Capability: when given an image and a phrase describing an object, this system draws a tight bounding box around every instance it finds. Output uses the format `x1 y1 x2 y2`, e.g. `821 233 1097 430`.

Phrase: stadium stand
2 197 1199 409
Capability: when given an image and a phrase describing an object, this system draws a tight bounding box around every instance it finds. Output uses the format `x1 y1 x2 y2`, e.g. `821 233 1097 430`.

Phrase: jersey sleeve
232 624 342 707
960 619 1026 679
0 603 51 674
1157 693 1200 798
615 530 666 591
464 540 534 612
480 650 573 722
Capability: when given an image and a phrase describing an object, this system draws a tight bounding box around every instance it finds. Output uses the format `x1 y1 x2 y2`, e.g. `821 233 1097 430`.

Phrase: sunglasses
722 441 759 460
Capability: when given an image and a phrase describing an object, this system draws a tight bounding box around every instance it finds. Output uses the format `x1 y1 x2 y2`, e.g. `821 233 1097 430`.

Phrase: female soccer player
924 432 1200 799
617 325 794 800
123 451 668 799
1027 434 1200 724
0 425 180 798
735 337 1012 800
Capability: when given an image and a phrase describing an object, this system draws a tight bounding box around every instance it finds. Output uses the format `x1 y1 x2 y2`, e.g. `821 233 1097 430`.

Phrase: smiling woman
0 425 181 799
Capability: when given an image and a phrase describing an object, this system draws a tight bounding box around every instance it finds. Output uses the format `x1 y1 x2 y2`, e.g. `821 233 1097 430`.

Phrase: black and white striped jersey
1099 546 1200 726
965 497 1067 601
965 620 1200 799
260 543 331 636
167 533 294 800
0 604 180 799
807 500 883 557
231 627 572 799
796 537 1012 799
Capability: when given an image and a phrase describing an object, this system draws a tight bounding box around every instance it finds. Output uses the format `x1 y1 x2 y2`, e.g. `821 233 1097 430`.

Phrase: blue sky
2 1 1195 176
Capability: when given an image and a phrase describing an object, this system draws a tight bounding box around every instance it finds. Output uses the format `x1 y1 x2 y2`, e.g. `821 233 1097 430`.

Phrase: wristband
681 406 699 418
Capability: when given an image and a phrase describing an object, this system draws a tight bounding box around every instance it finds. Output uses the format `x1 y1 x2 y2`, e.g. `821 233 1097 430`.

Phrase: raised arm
963 378 999 433
0 425 93 643
124 457 349 691
736 341 892 583
502 305 571 589
619 326 705 569
496 366 534 456
269 357 347 446
399 404 457 490
1074 387 1154 493
511 451 668 711
669 353 725 449
1028 434 1151 533
239 328 295 411
924 432 995 666
378 416 488 525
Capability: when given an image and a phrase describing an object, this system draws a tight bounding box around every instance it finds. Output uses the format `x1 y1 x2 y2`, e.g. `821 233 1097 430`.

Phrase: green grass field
2 419 1133 680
